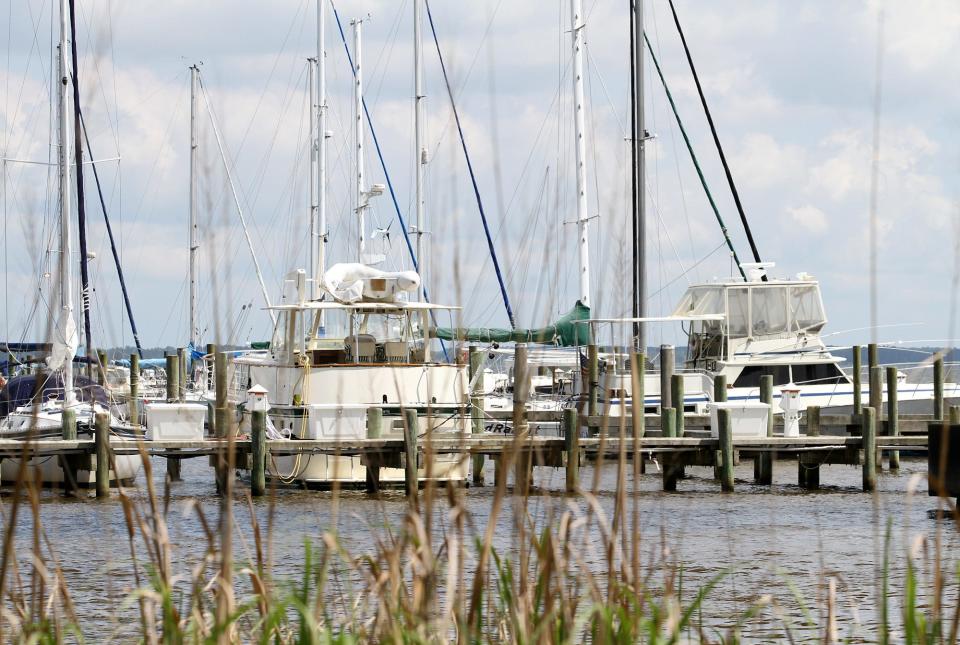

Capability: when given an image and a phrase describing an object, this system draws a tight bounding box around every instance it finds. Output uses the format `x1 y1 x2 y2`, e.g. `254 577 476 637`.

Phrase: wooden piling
165 354 178 402
404 409 419 503
250 410 266 497
129 354 139 427
713 374 727 402
671 373 684 437
564 408 578 493
800 406 821 489
756 374 774 485
862 406 877 492
659 345 675 414
886 366 899 470
60 408 79 495
718 407 734 492
934 355 945 421
852 346 863 417
513 343 532 494
869 365 883 421
97 350 108 385
94 412 110 498
61 408 77 441
868 343 878 372
587 344 599 418
951 406 960 424
177 347 188 402
660 408 680 492
469 345 484 484
214 352 229 493
365 407 383 494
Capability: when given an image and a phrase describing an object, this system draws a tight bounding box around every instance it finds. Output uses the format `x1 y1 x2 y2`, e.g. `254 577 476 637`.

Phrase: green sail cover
433 301 591 347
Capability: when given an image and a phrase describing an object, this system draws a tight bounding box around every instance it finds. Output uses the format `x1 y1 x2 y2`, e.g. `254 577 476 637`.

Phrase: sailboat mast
570 0 591 309
57 0 75 404
316 0 328 294
352 18 365 262
189 64 199 350
413 0 426 300
308 57 318 283
631 0 646 350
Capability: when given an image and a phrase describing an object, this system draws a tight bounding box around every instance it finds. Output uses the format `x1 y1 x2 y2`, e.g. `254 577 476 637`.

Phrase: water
5 454 955 641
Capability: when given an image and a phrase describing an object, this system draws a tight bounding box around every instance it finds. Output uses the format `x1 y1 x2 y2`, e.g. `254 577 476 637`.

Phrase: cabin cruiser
228 266 469 487
594 263 960 415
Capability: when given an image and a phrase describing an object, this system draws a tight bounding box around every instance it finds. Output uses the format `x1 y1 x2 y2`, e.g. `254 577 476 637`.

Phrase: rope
643 33 746 282
424 0 516 330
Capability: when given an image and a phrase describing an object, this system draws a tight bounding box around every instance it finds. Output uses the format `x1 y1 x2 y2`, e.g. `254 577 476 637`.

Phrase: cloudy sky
2 0 959 352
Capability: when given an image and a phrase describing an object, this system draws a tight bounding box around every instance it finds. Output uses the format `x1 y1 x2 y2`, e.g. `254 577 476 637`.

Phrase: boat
230 267 469 487
0 0 140 485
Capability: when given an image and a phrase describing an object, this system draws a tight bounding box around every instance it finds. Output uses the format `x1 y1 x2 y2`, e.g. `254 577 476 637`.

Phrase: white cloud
786 204 828 234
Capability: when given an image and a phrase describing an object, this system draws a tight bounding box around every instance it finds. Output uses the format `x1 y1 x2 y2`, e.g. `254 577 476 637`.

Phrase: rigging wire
423 0 515 329
643 32 745 282
666 0 763 275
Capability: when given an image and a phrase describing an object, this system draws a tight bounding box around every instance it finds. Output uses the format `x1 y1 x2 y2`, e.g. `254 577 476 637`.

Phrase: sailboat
226 1 469 487
0 0 140 484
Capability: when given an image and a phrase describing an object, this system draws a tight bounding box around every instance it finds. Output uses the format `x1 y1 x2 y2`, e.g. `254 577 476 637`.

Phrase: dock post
587 344 599 418
214 352 229 494
659 345 674 416
756 374 774 485
94 412 110 498
365 407 383 494
513 343 533 495
718 407 734 492
205 343 216 392
713 374 727 403
869 366 883 421
868 343 878 373
164 354 183 482
403 409 419 504
129 354 139 427
60 409 79 495
852 346 863 418
469 345 485 484
886 366 899 470
178 347 188 401
800 406 821 489
951 406 960 424
97 350 108 385
671 374 684 437
564 409 579 492
660 408 680 491
250 410 266 497
862 406 877 492
165 354 178 402
631 351 645 474
934 355 944 421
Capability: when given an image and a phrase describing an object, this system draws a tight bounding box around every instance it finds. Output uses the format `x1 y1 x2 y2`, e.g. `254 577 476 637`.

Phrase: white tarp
321 263 420 304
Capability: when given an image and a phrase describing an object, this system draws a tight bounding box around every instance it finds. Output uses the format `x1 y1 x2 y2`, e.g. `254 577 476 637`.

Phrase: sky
1 0 959 353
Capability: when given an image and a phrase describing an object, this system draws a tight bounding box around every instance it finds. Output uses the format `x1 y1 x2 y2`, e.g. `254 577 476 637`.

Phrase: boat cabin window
732 365 791 388
790 285 826 332
790 363 846 385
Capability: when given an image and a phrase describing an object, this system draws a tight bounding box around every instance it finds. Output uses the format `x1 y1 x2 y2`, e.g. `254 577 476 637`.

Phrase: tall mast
308 57 318 282
57 0 75 404
413 0 426 299
189 64 199 350
631 0 646 350
570 0 591 309
316 0 328 293
352 18 365 262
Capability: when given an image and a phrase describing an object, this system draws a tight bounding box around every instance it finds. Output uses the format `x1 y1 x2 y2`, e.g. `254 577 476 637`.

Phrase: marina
2 0 960 641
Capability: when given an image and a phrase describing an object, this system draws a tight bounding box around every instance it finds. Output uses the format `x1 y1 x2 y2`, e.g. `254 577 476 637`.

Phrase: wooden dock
0 407 941 500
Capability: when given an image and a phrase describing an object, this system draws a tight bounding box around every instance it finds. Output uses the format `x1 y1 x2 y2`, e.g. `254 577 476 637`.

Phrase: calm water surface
5 455 956 641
